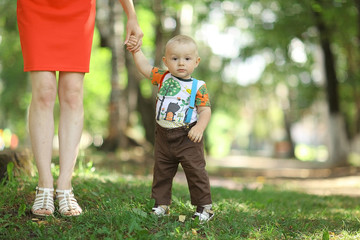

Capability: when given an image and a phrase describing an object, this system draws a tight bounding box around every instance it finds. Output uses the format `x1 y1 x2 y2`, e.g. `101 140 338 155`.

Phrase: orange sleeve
150 67 169 86
195 84 211 107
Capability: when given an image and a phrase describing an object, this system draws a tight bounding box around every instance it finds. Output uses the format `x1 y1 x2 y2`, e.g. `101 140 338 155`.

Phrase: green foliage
207 111 234 156
136 7 156 52
6 162 14 182
322 229 330 240
139 78 153 99
0 0 29 140
83 29 111 135
1 0 360 159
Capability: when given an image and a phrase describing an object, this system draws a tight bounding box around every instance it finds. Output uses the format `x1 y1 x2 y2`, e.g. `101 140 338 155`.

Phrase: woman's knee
58 72 84 110
60 86 83 110
30 72 57 108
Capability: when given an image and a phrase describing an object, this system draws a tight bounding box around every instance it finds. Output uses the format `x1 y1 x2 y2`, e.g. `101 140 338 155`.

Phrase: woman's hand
126 35 139 52
124 18 143 52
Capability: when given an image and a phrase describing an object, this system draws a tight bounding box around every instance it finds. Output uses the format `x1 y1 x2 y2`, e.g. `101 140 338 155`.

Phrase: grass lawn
1 161 360 240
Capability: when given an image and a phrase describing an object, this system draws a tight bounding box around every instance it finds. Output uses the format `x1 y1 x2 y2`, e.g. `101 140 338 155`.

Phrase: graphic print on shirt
164 102 180 121
150 67 210 128
156 78 181 121
178 95 190 122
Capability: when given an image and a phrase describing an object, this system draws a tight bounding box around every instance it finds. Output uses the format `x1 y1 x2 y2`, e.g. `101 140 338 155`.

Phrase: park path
175 155 360 197
95 153 360 197
174 171 360 197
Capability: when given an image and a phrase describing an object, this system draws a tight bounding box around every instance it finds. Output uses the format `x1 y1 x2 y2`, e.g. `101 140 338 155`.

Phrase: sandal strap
31 186 55 213
56 189 82 215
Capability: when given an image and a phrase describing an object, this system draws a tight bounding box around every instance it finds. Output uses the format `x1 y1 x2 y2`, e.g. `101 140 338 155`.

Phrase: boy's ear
195 57 201 67
162 56 167 66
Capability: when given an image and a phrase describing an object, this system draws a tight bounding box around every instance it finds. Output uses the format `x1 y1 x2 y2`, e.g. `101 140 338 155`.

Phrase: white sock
202 204 212 210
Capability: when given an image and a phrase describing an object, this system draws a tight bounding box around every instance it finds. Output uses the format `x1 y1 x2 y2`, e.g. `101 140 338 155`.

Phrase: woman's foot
56 189 82 216
31 187 55 217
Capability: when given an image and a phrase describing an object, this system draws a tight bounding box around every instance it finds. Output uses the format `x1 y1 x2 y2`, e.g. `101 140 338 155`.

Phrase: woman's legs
56 72 84 216
29 71 57 215
29 71 84 216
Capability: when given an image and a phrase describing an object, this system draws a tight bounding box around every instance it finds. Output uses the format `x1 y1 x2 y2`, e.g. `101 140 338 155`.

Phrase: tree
96 0 129 150
311 0 348 165
228 0 358 164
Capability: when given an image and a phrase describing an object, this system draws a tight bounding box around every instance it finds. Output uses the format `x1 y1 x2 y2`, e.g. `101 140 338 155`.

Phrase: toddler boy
127 35 214 222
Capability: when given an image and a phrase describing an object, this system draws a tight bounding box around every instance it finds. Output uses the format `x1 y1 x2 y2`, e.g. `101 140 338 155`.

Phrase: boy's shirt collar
171 74 192 82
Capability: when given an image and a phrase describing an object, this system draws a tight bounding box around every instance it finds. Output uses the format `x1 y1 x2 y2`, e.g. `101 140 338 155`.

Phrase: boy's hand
126 35 140 52
126 35 152 79
187 106 211 143
188 125 204 143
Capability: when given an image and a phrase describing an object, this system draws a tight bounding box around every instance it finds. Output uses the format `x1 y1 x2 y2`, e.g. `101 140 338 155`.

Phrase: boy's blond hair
165 35 198 55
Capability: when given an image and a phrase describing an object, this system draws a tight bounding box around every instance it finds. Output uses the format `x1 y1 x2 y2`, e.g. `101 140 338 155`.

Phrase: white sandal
31 186 55 217
56 189 82 216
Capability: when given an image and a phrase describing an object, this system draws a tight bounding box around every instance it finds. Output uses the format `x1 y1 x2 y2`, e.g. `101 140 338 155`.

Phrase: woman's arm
118 0 143 52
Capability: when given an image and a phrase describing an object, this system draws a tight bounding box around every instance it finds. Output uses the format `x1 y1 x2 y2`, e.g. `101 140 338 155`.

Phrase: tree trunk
312 3 348 165
97 0 128 151
125 49 156 145
283 110 295 158
0 149 34 180
351 0 360 135
136 86 156 145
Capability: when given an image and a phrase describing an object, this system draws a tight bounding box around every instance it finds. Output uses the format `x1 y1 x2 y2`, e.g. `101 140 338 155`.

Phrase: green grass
1 163 360 240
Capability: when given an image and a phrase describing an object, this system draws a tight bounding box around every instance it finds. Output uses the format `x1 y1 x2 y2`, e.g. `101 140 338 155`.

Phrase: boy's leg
179 134 214 222
151 125 179 205
178 136 212 206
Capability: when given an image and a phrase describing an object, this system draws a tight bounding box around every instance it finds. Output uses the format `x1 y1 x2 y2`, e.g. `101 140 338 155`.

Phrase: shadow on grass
1 173 360 239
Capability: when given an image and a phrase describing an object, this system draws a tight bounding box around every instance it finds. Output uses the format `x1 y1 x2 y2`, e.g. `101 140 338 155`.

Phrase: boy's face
162 42 200 79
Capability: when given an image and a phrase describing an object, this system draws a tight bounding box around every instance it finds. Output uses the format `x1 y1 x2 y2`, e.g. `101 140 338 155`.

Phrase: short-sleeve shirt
150 67 211 128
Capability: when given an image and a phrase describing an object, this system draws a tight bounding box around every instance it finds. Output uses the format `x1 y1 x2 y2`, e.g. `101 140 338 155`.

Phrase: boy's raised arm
127 36 153 79
132 50 153 79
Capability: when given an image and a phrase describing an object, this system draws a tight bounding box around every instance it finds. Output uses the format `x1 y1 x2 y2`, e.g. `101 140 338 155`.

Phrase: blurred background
1 0 360 173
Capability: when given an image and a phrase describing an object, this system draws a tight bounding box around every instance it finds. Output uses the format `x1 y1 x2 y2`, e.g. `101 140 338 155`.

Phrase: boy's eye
172 57 178 60
186 57 191 61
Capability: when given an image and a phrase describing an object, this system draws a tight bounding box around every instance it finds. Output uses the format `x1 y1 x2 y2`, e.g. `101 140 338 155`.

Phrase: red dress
17 0 96 72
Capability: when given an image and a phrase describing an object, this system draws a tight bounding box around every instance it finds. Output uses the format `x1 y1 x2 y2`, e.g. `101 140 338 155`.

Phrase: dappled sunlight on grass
2 164 360 239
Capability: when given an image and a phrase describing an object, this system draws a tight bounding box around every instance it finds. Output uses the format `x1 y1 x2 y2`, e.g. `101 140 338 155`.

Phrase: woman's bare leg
29 71 57 215
56 72 84 216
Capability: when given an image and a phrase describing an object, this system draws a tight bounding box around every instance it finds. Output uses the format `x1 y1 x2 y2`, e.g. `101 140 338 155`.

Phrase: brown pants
152 123 212 206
